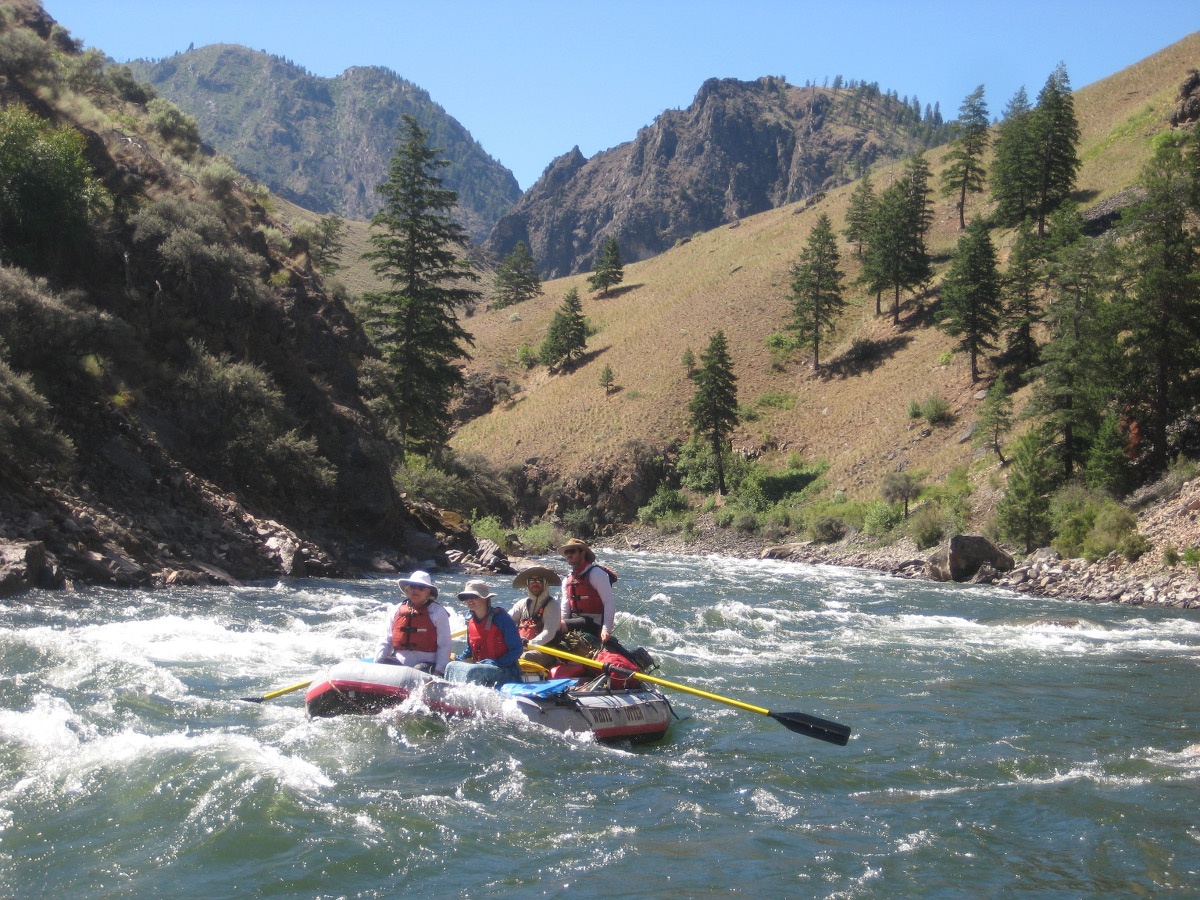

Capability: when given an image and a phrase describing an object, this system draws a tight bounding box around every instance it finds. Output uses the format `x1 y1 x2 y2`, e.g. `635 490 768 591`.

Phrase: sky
42 1 1200 191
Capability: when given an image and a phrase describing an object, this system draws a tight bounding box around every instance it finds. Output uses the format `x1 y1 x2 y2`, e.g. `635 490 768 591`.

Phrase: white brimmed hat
398 570 438 599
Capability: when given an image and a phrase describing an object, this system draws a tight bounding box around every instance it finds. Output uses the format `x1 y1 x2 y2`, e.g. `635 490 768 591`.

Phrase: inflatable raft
303 659 676 742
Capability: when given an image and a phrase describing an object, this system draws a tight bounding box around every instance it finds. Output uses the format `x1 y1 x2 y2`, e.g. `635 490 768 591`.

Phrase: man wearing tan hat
560 537 615 644
509 565 562 668
458 579 523 685
374 570 452 677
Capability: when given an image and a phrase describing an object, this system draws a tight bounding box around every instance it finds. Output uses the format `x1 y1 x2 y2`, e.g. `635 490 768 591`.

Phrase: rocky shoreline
612 488 1200 611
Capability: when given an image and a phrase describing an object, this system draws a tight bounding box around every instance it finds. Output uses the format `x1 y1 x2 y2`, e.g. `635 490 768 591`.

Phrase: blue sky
43 1 1200 191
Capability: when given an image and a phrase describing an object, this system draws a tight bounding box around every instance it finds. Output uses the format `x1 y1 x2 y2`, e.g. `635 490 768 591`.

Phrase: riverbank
612 475 1200 610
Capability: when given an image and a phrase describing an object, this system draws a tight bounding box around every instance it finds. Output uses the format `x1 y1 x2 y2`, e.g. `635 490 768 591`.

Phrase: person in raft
374 570 451 677
457 579 523 685
560 537 615 645
508 565 562 669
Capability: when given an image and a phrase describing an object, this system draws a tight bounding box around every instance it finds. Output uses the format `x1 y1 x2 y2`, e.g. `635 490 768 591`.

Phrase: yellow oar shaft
531 643 772 716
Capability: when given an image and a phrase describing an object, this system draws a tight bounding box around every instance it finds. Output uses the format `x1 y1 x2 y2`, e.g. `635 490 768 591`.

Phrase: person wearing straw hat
560 537 615 644
374 570 452 677
457 579 523 685
509 565 562 669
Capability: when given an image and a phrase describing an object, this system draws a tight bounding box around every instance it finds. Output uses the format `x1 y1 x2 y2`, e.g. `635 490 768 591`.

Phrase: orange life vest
392 600 440 653
468 608 512 661
516 595 551 640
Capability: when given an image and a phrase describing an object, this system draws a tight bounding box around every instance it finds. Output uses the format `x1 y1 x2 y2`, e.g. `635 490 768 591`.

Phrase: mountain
484 76 948 277
451 32 1200 528
126 45 520 244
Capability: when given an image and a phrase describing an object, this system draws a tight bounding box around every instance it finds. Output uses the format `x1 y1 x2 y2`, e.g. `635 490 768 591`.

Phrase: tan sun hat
560 537 596 563
513 565 561 588
457 579 497 602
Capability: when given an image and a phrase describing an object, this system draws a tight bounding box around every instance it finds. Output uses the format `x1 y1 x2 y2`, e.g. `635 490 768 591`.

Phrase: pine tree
939 219 1003 382
788 213 845 369
1117 132 1200 471
842 171 876 255
538 286 588 370
1001 222 1044 372
360 114 480 457
491 240 542 309
689 330 739 495
973 382 1014 464
599 364 614 395
1084 413 1133 495
865 157 932 325
996 427 1056 553
939 85 990 231
1029 63 1081 236
587 236 624 296
990 87 1036 227
681 347 695 378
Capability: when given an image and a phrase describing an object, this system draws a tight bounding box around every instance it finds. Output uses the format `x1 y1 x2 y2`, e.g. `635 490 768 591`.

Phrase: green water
1 551 1198 897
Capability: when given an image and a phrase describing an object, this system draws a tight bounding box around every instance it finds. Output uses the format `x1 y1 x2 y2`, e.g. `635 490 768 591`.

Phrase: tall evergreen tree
939 85 990 231
1001 222 1045 371
360 114 480 457
1029 63 1082 236
990 87 1037 227
842 171 876 256
538 286 588 370
865 157 932 325
1117 132 1200 471
938 218 1003 382
587 236 624 296
788 213 846 369
491 240 542 309
689 330 739 496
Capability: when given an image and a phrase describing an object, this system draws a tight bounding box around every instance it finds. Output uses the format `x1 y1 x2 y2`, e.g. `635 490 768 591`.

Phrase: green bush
562 507 595 539
637 483 690 525
517 345 538 370
919 395 953 425
518 520 561 553
1182 547 1200 568
809 515 845 543
0 355 75 473
863 500 904 536
908 506 945 550
471 515 511 551
147 97 201 157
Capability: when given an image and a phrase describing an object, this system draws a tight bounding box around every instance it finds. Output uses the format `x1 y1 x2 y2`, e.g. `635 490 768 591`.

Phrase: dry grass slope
337 33 1200 522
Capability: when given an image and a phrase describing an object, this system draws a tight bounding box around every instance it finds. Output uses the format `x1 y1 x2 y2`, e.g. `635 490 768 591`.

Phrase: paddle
531 642 852 746
241 628 469 703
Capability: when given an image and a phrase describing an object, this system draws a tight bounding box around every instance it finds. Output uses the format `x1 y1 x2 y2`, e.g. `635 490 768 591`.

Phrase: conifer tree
587 236 624 296
939 219 1002 382
865 156 932 325
990 87 1036 227
842 171 876 255
1029 63 1081 236
996 427 1056 553
788 213 845 369
491 240 542 309
973 382 1014 464
689 330 739 495
599 364 614 395
1001 222 1044 372
538 286 588 370
939 85 990 231
361 114 480 457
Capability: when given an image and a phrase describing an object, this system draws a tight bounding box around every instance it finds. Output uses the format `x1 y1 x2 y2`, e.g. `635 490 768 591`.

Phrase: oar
241 628 469 703
532 643 852 746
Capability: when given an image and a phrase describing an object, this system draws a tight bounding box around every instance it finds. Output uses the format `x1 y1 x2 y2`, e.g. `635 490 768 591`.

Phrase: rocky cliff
484 76 943 277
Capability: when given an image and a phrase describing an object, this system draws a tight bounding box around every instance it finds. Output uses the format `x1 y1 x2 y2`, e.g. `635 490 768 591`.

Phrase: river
1 550 1197 897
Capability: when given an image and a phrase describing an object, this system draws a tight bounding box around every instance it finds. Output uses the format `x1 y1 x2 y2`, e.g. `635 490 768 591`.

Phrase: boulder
927 534 1014 583
0 541 47 596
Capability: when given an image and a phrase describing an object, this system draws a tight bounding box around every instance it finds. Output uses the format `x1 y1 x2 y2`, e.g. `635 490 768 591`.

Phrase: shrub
516 345 538 370
1162 545 1180 567
562 507 595 539
756 390 794 410
919 395 953 425
471 515 511 551
732 509 759 533
147 97 201 156
0 355 75 473
809 515 845 543
1082 504 1142 562
908 506 945 550
863 501 904 536
907 398 922 419
518 520 561 553
1182 547 1200 568
637 483 690 525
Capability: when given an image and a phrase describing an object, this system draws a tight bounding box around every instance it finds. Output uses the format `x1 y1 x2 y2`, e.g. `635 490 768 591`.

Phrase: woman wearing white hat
457 579 523 686
374 570 452 677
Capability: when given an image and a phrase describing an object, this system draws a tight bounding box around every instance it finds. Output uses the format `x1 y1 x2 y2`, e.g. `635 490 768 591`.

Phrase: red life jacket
564 563 612 618
516 595 550 640
468 608 512 661
392 600 440 652
595 650 640 689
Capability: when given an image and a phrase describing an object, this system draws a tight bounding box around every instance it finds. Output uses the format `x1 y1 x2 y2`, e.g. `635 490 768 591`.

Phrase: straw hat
560 537 596 563
457 579 497 602
512 565 561 589
398 570 438 599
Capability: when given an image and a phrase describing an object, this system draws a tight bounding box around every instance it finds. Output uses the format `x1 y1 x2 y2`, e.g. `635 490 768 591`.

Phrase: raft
303 659 676 742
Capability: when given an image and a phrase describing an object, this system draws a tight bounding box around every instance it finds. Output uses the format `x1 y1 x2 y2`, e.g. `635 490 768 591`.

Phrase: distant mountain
127 45 520 243
485 76 949 277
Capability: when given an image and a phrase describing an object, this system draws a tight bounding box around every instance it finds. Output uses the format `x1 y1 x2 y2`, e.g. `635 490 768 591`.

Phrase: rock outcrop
927 534 1015 583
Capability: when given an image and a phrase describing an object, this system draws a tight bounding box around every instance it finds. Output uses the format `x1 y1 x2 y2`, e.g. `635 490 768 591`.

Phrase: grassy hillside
447 32 1200 522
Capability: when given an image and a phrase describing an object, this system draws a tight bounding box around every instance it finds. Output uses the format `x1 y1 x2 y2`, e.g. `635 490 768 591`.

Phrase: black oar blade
770 711 852 745
240 696 265 703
